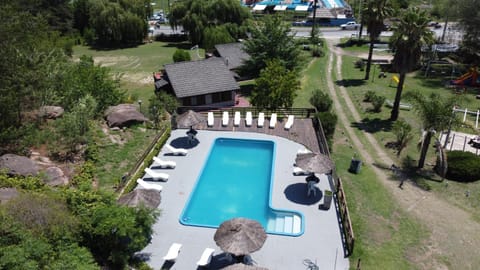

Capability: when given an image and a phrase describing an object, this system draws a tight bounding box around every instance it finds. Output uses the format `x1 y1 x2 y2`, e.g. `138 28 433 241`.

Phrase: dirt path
325 39 480 269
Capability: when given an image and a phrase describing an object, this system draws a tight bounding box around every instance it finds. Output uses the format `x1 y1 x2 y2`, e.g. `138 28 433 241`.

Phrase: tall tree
389 7 434 121
242 15 302 77
251 59 299 109
405 91 457 168
363 0 393 80
169 0 251 46
457 0 480 64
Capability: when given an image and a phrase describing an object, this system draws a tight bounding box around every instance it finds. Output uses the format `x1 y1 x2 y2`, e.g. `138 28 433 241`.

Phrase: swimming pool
180 138 304 236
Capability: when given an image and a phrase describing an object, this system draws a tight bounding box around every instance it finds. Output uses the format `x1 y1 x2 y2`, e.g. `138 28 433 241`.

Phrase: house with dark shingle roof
162 57 240 106
214 43 249 71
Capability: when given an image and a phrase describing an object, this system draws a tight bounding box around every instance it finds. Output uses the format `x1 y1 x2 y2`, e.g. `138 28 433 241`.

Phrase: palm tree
363 0 393 80
405 91 457 168
390 7 434 121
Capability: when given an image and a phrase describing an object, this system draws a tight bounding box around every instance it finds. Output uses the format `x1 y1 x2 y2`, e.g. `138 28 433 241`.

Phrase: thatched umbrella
176 110 206 129
295 152 334 175
222 263 269 270
214 218 267 256
117 189 161 209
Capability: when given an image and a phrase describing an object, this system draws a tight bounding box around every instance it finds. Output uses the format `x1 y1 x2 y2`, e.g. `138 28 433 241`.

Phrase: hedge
445 150 480 182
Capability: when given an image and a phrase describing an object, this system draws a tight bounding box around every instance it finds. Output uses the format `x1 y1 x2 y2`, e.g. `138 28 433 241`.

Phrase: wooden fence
116 125 169 194
313 117 355 257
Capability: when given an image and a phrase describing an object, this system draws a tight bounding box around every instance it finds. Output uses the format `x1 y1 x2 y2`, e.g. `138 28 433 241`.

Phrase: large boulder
0 154 39 176
38 106 64 119
105 104 148 128
43 167 68 186
0 188 19 204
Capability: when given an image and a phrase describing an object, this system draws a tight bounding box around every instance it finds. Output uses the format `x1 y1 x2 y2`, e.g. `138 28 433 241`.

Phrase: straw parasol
176 110 206 129
117 189 161 209
214 218 267 256
295 152 334 175
222 263 269 270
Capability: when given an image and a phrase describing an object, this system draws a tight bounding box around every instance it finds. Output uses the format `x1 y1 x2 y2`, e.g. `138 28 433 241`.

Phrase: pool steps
267 214 302 235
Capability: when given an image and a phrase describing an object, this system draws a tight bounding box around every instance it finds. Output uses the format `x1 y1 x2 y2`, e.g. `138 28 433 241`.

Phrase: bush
371 95 386 112
316 111 337 140
446 150 480 182
310 89 332 112
364 90 376 102
172 49 191 63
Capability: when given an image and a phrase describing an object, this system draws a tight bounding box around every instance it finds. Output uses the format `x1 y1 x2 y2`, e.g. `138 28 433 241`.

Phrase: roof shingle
214 43 249 70
164 58 240 98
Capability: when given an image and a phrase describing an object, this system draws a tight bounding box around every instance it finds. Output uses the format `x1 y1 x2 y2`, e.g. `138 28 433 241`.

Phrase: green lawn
74 41 202 106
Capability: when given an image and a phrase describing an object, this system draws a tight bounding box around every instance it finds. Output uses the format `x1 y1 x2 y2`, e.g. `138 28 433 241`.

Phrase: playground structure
450 67 480 87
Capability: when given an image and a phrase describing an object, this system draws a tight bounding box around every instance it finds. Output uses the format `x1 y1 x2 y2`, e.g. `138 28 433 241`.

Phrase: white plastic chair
245 111 252 127
196 248 215 267
207 112 214 127
136 179 163 191
284 115 294 130
152 156 176 169
144 168 169 181
269 113 277 128
165 144 188 156
163 243 182 261
234 111 241 126
258 112 265 127
222 111 229 126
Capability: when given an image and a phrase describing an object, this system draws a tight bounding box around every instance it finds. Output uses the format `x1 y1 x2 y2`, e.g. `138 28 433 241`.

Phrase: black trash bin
349 158 362 174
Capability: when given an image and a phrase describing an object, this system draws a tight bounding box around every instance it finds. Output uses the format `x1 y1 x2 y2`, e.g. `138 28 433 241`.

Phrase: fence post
476 110 479 128
450 134 455 151
463 136 467 151
463 108 468 122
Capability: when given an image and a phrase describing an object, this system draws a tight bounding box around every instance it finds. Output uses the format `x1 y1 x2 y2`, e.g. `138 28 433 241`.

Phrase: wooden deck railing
177 106 316 119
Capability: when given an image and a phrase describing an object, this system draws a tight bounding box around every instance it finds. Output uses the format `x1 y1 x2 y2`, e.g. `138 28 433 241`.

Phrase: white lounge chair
245 111 252 127
293 166 312 176
165 144 188 156
269 113 277 128
152 156 176 169
297 148 312 155
163 243 182 261
284 115 294 130
222 111 229 126
258 112 265 127
207 112 214 127
136 178 163 191
196 248 215 267
234 111 241 127
144 168 169 181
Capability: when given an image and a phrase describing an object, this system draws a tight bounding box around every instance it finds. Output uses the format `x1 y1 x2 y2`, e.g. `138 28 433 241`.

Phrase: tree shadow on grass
163 42 195 50
336 79 366 87
351 117 393 133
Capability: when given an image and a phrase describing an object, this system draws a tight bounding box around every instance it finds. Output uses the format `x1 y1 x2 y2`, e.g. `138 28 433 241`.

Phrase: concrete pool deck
138 129 349 270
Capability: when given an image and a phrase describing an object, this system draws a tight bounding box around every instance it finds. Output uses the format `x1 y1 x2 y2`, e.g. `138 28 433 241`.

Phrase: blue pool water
180 138 304 236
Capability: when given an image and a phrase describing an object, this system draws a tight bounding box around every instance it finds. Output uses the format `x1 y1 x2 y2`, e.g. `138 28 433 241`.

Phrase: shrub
172 49 191 63
364 90 376 102
316 111 337 140
310 89 332 112
446 150 480 182
371 95 386 112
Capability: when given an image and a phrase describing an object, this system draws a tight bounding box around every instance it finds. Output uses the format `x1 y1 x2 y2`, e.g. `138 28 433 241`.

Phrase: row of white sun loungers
162 243 215 267
208 111 295 129
137 144 188 191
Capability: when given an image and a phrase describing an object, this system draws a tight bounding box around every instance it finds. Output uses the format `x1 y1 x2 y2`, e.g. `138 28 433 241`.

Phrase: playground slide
451 69 479 86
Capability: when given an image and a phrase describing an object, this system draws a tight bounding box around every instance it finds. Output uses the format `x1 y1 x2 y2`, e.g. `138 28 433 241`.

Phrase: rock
0 188 19 204
104 104 149 128
38 106 64 119
43 167 68 186
0 154 39 176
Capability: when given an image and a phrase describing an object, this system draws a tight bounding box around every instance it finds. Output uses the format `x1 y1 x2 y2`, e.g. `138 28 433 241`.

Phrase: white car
340 21 361 30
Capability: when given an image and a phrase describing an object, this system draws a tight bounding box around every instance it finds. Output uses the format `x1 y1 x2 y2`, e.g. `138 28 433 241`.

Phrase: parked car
340 21 361 30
